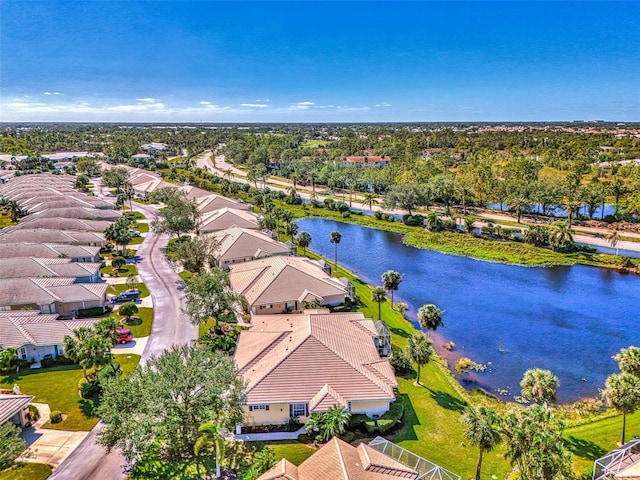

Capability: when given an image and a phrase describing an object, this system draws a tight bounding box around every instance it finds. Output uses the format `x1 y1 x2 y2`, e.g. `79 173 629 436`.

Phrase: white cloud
199 101 212 105
297 101 315 106
136 97 157 103
53 92 62 95
107 102 165 112
375 103 392 107
44 92 52 96
240 103 269 108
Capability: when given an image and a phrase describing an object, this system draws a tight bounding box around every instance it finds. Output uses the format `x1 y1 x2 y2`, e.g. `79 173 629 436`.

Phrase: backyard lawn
111 282 151 298
0 463 52 480
100 263 138 277
0 354 140 431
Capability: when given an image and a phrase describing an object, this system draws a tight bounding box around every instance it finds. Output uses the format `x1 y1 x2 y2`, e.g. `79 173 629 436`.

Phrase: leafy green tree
549 221 574 253
460 405 502 480
184 268 242 326
104 223 131 255
111 256 126 271
101 166 130 193
0 347 17 371
381 270 402 306
329 231 341 270
0 422 26 470
405 333 432 385
97 345 245 463
76 157 100 176
151 195 200 240
604 372 640 444
417 304 444 338
173 235 220 272
502 404 573 480
520 368 559 405
615 346 640 377
119 302 139 323
383 183 425 215
371 286 387 320
296 231 312 254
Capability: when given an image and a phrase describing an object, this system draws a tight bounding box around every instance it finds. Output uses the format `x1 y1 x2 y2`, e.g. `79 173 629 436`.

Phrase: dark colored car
116 329 133 344
110 289 140 303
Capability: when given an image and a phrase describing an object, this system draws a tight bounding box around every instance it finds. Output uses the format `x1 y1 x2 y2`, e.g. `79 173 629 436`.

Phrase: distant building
140 142 167 152
346 155 391 166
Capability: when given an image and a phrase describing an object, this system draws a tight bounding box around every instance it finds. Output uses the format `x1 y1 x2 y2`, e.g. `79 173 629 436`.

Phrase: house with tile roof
0 277 107 315
0 229 106 247
4 218 111 233
198 208 260 234
0 311 100 363
258 437 417 480
209 227 294 267
194 193 247 215
345 155 391 166
20 206 122 223
0 243 100 263
0 393 34 428
235 310 397 428
229 256 352 315
0 258 101 282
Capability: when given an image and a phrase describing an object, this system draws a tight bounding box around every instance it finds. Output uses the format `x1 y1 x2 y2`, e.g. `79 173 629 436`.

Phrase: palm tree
604 372 640 444
460 405 503 480
549 221 574 253
194 421 225 478
615 346 640 378
371 286 387 320
417 304 444 338
296 231 312 254
329 231 341 270
5 200 24 222
381 270 402 307
405 333 432 385
363 192 377 210
464 216 476 234
319 405 351 441
607 229 622 256
520 368 559 405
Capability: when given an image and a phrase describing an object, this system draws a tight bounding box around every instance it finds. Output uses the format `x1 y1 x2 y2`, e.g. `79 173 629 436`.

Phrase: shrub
374 210 384 220
285 416 302 432
403 214 425 227
111 256 126 270
382 212 395 222
28 404 40 423
341 211 351 218
50 410 63 423
349 209 363 215
348 413 369 431
377 402 404 433
339 431 355 442
78 378 103 399
119 301 139 321
389 345 413 376
77 306 105 318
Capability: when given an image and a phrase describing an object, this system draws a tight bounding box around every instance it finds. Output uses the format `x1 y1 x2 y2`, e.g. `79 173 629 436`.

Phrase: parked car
116 328 133 344
128 229 141 237
110 289 140 303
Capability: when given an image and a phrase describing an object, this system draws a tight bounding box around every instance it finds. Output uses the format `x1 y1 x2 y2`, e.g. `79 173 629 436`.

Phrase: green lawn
134 221 149 233
0 463 52 480
0 211 16 229
179 270 195 283
114 307 153 337
100 264 138 277
111 282 150 298
255 441 316 466
0 354 140 431
128 236 144 245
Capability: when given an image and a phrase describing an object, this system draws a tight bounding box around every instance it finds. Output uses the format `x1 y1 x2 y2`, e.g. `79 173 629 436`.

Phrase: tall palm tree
606 229 622 256
319 405 351 441
363 192 377 210
194 421 225 478
615 346 640 378
460 405 503 480
417 304 444 338
405 333 432 385
296 231 312 254
381 270 402 307
6 200 24 222
519 368 559 405
604 372 640 444
371 286 387 320
329 231 341 270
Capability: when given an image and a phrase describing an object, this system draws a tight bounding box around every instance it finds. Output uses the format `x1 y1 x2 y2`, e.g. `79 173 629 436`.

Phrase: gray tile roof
0 394 34 424
0 243 100 261
0 229 105 246
0 258 100 280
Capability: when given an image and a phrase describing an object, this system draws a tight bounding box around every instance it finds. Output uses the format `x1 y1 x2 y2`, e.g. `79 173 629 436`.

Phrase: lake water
296 218 640 403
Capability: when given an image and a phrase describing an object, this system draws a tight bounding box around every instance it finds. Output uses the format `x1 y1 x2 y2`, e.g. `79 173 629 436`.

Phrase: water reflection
297 218 640 403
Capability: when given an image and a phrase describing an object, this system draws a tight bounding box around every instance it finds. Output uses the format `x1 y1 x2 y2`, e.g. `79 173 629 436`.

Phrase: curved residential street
50 182 197 480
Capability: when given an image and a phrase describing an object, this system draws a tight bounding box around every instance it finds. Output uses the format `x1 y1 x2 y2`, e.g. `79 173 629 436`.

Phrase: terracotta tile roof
346 156 391 164
0 243 100 261
199 208 260 233
235 310 396 406
179 185 213 200
195 195 244 214
229 257 347 308
0 258 100 280
0 394 34 424
0 311 100 350
258 438 417 480
210 227 292 264
0 229 105 246
0 277 107 307
257 459 299 480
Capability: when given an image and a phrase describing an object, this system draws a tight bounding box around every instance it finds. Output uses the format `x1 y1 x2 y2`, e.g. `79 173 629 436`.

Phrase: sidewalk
234 425 306 442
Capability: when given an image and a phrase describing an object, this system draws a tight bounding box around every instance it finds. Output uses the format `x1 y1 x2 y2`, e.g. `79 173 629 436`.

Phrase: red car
116 329 133 344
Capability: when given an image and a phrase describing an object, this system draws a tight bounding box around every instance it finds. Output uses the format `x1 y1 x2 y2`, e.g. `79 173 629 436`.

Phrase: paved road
50 181 197 480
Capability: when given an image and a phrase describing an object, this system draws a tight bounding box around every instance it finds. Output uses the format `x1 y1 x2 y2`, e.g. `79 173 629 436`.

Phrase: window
249 404 269 411
18 347 27 360
259 304 273 310
290 403 308 417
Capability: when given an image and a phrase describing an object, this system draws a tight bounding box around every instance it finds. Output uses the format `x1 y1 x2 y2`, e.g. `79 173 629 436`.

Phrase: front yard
0 354 140 431
0 463 52 480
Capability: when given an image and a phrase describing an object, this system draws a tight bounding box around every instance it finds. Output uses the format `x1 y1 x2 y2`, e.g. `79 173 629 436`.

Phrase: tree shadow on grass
388 393 420 442
564 435 607 461
389 327 411 339
426 388 468 413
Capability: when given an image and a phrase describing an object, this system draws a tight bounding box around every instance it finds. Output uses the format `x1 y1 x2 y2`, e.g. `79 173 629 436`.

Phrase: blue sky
1 1 638 122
